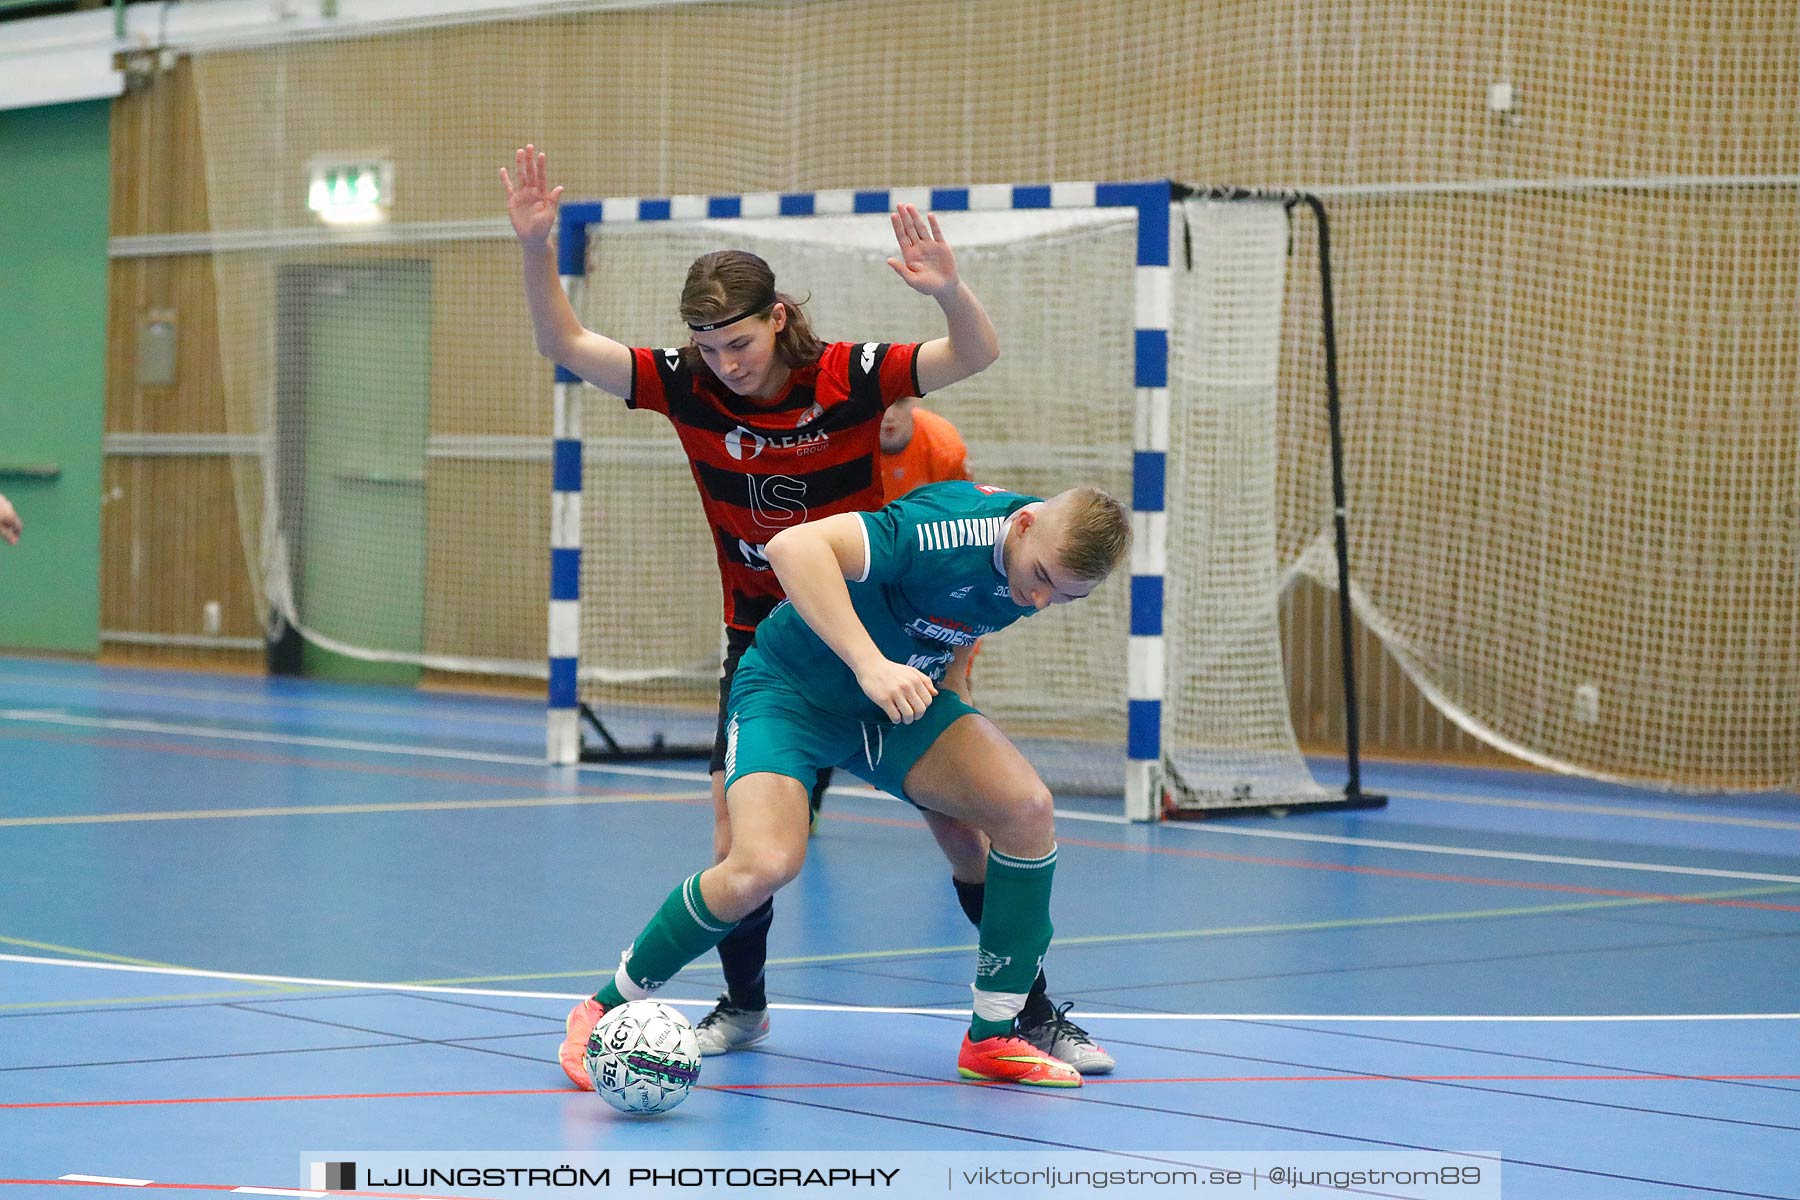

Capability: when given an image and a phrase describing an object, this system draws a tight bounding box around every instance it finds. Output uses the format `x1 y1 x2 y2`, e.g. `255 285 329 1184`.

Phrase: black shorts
708 626 758 775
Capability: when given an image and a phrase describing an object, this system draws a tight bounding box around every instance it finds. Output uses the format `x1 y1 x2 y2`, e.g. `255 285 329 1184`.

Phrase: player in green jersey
562 481 1130 1087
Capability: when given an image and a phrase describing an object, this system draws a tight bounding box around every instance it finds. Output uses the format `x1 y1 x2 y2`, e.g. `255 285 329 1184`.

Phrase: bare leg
697 772 811 922
922 807 990 881
903 714 1054 858
710 769 777 1011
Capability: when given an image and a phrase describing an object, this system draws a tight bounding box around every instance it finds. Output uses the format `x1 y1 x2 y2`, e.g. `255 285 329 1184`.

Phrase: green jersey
745 481 1040 721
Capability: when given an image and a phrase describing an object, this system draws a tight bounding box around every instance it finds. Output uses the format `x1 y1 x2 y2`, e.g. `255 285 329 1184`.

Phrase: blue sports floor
1 656 1796 1198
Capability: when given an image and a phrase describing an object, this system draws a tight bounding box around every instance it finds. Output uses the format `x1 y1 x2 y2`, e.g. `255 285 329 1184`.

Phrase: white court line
0 793 704 829
0 709 700 783
0 706 1076 814
1170 822 1800 885
1382 786 1800 831
0 669 545 727
3 954 1795 1022
15 709 1800 885
0 951 613 1001
9 695 1789 811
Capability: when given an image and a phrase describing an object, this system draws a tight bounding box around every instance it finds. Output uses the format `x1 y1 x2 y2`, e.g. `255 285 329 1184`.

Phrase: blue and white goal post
542 180 1178 819
543 181 1388 823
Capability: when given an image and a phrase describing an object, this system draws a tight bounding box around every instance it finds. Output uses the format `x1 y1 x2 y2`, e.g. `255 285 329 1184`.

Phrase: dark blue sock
713 896 773 1011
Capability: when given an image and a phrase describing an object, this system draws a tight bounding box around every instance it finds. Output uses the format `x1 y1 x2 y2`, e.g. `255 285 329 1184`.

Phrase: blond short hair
1053 487 1132 582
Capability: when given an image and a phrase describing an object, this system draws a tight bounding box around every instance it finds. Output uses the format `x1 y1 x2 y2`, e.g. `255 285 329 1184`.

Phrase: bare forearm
934 281 999 372
766 534 885 675
520 238 584 358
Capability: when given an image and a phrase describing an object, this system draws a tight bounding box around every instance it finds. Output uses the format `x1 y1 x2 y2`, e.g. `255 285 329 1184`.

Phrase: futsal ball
584 1000 702 1114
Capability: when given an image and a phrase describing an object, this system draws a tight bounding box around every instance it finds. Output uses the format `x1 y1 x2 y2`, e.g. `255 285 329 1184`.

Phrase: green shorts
724 649 979 804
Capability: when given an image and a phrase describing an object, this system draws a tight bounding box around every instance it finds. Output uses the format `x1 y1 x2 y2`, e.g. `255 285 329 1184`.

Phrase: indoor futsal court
3 1 1796 1199
1 660 1796 1198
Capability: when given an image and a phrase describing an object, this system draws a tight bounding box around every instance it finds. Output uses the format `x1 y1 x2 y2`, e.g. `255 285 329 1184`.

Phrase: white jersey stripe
916 517 1003 552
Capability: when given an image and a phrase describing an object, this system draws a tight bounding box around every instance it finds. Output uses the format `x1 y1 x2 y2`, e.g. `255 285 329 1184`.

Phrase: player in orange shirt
880 397 971 503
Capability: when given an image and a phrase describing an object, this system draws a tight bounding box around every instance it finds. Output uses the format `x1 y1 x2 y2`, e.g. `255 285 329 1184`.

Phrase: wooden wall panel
1283 575 1503 764
104 59 261 671
101 3 1795 782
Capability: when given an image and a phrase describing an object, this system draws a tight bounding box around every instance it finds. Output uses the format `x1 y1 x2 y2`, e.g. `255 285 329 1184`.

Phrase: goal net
1163 199 1340 812
169 3 1796 797
568 197 1350 810
571 207 1137 794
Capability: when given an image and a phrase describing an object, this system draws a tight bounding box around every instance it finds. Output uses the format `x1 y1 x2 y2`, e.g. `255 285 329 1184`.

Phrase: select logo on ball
584 1000 702 1114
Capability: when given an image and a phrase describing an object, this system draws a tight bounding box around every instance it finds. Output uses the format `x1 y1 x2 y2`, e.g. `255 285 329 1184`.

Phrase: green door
0 100 109 653
296 264 429 685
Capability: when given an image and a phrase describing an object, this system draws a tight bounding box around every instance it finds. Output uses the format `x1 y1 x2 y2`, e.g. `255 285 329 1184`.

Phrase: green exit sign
307 160 391 225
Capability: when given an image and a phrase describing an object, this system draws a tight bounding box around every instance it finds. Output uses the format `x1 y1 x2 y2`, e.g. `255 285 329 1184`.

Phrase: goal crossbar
545 180 1176 821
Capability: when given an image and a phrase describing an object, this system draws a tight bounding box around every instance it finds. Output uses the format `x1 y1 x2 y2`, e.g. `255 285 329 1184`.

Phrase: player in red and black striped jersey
627 337 923 633
505 145 1111 1078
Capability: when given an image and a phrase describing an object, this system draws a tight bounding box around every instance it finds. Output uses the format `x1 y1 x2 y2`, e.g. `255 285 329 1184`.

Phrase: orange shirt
880 407 971 503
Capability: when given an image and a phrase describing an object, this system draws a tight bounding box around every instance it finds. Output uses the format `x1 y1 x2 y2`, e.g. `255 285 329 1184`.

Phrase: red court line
710 1072 1800 1090
0 1088 566 1109
9 724 1794 913
2 1182 472 1199
16 727 1790 915
8 1072 1796 1109
1051 831 1800 913
819 809 1800 913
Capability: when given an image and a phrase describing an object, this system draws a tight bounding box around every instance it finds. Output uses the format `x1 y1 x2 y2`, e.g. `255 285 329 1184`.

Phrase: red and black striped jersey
628 341 922 630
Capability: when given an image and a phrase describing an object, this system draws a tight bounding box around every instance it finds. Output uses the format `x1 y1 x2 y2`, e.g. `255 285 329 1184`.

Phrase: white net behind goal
1164 200 1333 809
575 211 1138 793
576 213 1137 798
175 4 1796 793
576 203 1332 804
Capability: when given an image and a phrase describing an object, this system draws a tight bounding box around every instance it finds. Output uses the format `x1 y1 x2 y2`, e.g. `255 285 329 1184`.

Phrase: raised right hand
500 144 563 244
855 659 938 725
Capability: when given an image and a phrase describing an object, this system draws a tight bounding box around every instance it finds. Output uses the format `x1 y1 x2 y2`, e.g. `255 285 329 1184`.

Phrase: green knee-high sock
595 872 736 1007
969 846 1056 1041
954 877 1054 1026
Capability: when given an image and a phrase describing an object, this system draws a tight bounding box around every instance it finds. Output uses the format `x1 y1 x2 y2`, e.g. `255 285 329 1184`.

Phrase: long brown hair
677 250 824 376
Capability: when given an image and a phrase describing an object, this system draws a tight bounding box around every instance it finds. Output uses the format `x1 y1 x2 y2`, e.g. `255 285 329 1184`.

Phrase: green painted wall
0 99 109 652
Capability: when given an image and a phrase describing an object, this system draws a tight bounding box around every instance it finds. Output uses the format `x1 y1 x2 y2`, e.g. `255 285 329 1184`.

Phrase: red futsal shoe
559 997 609 1090
956 1033 1082 1087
